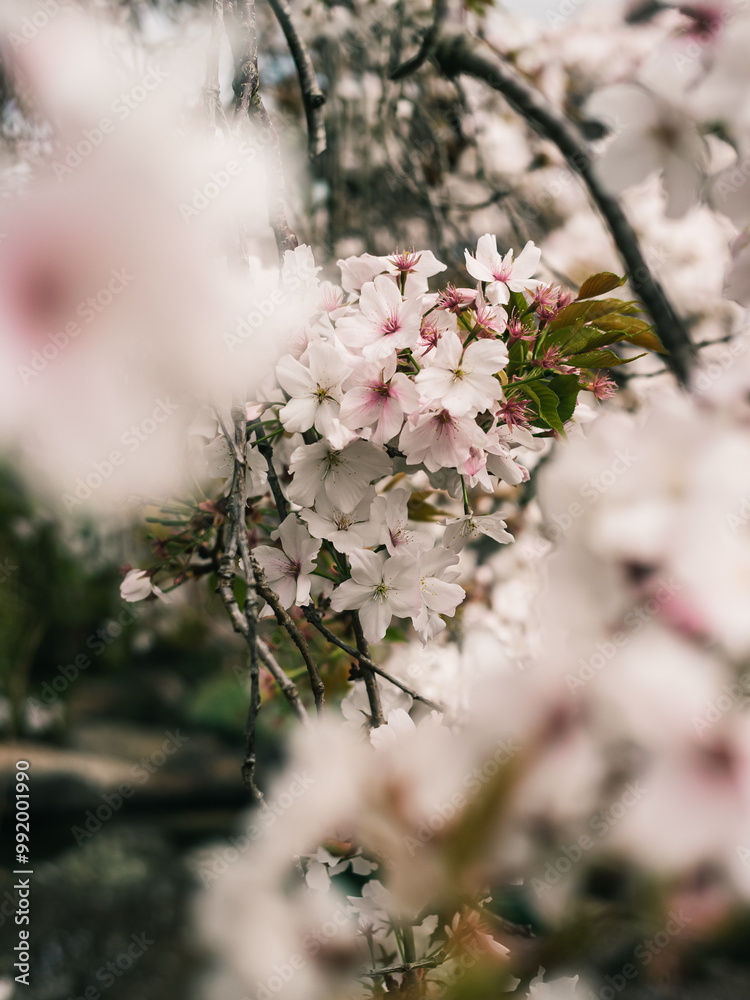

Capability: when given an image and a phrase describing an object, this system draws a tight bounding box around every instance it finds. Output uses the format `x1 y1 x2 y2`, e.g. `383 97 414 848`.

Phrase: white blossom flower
276 340 353 450
385 248 447 295
586 84 707 218
299 488 383 554
442 512 514 552
253 515 321 609
399 408 486 473
336 275 423 362
339 353 420 445
413 547 466 643
330 549 421 643
415 332 508 417
464 235 542 306
336 252 389 293
120 568 168 603
368 488 432 555
287 439 392 509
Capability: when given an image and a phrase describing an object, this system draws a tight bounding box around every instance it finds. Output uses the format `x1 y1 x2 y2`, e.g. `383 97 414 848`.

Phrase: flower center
382 313 401 336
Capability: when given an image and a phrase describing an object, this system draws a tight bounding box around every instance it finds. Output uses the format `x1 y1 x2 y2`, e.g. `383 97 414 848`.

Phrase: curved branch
428 31 695 385
302 605 444 713
266 0 327 158
389 0 449 81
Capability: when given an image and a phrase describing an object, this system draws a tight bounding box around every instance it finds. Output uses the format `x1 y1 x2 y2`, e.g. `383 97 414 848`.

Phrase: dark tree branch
204 0 228 130
302 605 444 713
351 612 384 728
247 551 327 716
249 418 288 520
266 0 327 158
422 31 695 384
389 0 449 81
227 0 299 255
231 409 264 801
257 636 310 725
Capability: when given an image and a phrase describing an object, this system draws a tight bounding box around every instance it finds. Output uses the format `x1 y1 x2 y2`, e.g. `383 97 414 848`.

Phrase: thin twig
228 0 299 255
230 408 264 801
426 31 695 384
351 612 384 728
390 0 449 81
247 552 327 716
257 637 310 725
204 0 229 130
249 418 288 520
266 0 326 158
302 605 444 713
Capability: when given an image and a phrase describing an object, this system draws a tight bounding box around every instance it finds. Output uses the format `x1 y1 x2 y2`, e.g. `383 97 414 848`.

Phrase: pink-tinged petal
277 513 313 560
299 508 332 540
511 240 541 280
441 380 482 417
358 597 393 643
279 395 318 433
371 397 406 445
414 366 454 404
306 339 352 386
422 577 465 614
330 578 374 612
340 385 383 429
347 548 385 585
294 574 312 607
273 575 298 610
465 249 495 284
414 607 446 643
337 253 389 293
372 273 403 309
253 545 289 580
276 353 313 397
464 339 508 373
486 281 511 306
476 233 499 265
389 372 420 413
315 404 353 450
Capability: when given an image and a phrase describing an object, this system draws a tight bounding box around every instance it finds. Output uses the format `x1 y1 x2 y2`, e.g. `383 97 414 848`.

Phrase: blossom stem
461 476 470 515
302 605 445 712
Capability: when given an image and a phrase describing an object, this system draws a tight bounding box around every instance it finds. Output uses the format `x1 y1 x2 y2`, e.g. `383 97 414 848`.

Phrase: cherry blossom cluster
242 237 618 645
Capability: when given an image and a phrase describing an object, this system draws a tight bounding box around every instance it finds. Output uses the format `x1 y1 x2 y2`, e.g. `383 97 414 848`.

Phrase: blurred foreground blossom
0 4 306 513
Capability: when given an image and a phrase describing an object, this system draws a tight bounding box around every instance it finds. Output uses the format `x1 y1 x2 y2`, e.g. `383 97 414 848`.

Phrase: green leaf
407 491 445 522
576 272 626 300
547 374 581 424
520 382 565 434
570 349 646 368
549 298 640 330
622 329 668 355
